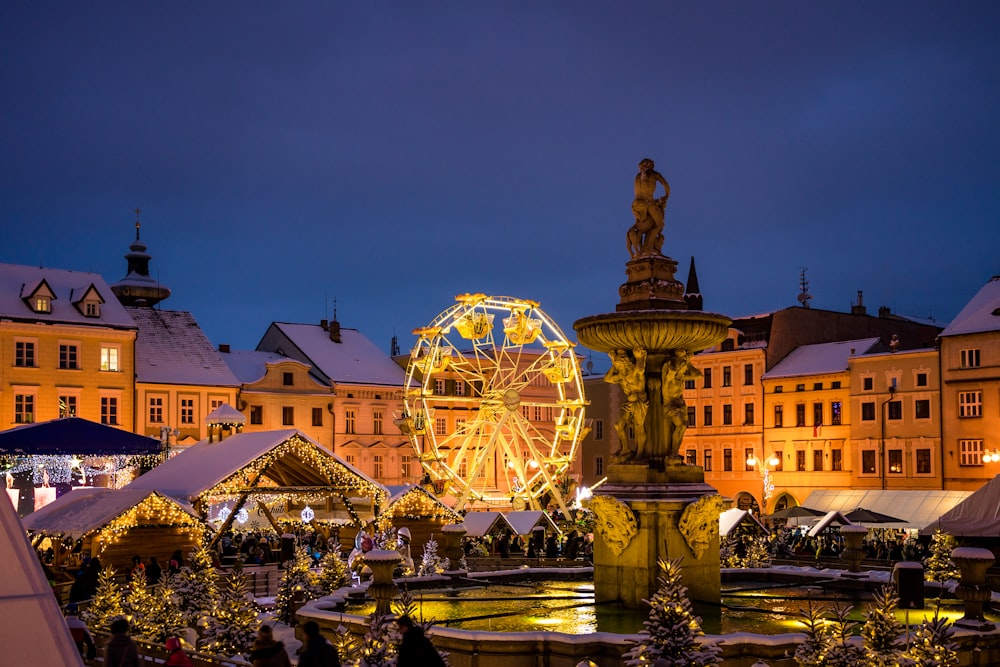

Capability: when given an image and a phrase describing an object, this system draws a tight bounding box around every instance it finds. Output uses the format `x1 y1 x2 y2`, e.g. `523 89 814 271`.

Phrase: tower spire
111 209 171 307
683 256 703 311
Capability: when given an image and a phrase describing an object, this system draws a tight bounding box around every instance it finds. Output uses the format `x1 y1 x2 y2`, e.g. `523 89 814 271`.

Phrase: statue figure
627 158 670 259
604 348 648 461
661 350 702 461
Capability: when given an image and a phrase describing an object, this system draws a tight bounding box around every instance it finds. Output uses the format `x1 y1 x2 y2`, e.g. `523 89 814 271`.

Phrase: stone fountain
574 158 731 606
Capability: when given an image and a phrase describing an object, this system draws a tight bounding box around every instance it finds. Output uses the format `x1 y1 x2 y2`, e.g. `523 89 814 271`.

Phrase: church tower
683 256 703 311
110 209 171 307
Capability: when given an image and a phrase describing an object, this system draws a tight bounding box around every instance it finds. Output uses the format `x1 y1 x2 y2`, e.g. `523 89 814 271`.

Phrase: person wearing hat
164 636 193 667
64 603 96 660
296 621 340 667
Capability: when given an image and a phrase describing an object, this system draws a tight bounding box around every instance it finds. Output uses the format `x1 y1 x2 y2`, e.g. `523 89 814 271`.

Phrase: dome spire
111 209 171 307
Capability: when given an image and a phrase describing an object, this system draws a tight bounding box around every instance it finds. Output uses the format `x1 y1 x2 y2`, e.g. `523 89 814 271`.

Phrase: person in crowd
164 636 193 667
127 555 145 582
64 603 97 660
69 556 101 603
396 615 445 667
545 533 559 558
250 624 291 667
146 556 163 584
105 618 140 667
297 620 340 667
168 549 184 575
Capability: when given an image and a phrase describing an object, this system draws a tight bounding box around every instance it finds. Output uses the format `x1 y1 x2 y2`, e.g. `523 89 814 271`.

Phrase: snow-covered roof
0 491 85 666
940 275 1000 337
719 508 765 537
126 429 386 504
262 322 405 386
763 337 881 379
128 307 240 387
460 511 515 537
0 262 134 328
805 488 972 531
383 484 463 521
21 488 201 540
807 510 853 537
205 403 246 425
920 474 1000 537
220 349 305 384
506 510 559 535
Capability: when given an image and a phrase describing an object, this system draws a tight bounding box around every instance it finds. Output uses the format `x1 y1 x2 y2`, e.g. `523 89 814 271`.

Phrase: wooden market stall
379 484 463 557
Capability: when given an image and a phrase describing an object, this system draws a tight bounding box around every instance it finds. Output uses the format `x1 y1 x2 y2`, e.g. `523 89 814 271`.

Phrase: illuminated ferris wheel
398 294 587 516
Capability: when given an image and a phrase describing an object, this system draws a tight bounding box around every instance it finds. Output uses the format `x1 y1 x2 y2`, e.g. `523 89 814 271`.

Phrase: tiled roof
940 276 1000 337
128 307 239 386
0 262 134 328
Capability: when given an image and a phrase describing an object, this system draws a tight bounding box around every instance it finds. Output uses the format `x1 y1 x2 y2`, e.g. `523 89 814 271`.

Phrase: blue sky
2 2 999 354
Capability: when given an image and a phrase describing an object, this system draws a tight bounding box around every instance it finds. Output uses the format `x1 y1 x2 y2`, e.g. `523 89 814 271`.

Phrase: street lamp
746 453 781 512
983 449 1000 464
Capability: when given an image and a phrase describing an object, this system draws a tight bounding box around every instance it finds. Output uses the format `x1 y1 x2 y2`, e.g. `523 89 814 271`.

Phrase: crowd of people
767 525 929 562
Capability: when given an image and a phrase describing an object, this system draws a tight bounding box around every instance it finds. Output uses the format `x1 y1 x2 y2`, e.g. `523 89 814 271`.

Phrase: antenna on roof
797 268 813 308
135 207 141 240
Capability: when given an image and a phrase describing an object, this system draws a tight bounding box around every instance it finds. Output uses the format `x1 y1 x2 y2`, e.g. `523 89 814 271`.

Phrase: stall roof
383 485 463 522
720 508 766 537
807 510 853 537
21 488 201 541
0 417 161 456
461 511 515 538
920 475 1000 537
803 489 972 530
506 510 559 535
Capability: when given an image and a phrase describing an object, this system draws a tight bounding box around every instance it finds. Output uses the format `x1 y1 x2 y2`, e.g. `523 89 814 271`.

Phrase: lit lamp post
746 453 780 514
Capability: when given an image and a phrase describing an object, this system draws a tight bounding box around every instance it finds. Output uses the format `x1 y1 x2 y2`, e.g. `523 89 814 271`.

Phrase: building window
862 450 876 474
959 439 984 466
831 401 842 425
813 382 823 391
703 449 713 472
687 406 696 428
59 344 79 369
181 398 195 425
312 407 323 427
14 394 35 423
831 381 841 389
960 348 981 368
345 409 356 434
434 379 446 395
887 401 902 420
723 404 732 425
34 296 51 313
100 345 119 372
15 341 36 367
282 406 294 425
813 402 823 426
101 396 118 425
887 449 903 473
915 399 930 420
373 409 383 435
401 455 411 478
916 449 931 474
435 417 447 436
210 399 223 411
744 364 754 386
796 404 806 427
958 391 982 418
283 372 294 386
85 301 99 317
250 406 263 424
533 406 542 422
59 394 78 418
861 402 876 421
722 366 732 387
723 448 732 472
149 396 164 424
453 418 463 433
595 456 604 476
863 377 874 391
703 368 712 389
774 386 783 393
773 450 783 471
916 373 928 387
813 449 823 472
686 449 697 465
743 403 754 425
373 455 384 479
345 454 356 466
595 420 603 440
796 384 805 392
703 405 713 426
831 448 842 471
454 380 465 396
774 404 783 428
796 450 806 472
684 379 695 390
744 448 755 471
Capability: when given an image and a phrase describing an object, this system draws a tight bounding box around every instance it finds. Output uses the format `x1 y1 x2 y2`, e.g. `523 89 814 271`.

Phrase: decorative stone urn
839 525 868 573
362 549 402 615
951 546 995 629
441 524 468 571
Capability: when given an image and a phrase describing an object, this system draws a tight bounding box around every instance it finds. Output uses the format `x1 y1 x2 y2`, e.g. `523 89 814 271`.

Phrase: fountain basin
574 310 731 354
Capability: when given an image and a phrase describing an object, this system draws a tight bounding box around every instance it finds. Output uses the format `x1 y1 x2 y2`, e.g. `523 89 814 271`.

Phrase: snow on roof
0 491 85 666
506 510 559 535
720 508 766 537
267 322 405 386
940 275 1000 337
205 403 246 425
0 262 134 328
127 307 240 386
763 337 881 378
220 349 304 383
460 511 515 537
21 488 200 540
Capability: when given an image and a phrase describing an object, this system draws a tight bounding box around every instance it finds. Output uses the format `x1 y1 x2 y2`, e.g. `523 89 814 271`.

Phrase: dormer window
34 296 51 313
72 284 105 318
85 301 99 317
22 278 56 314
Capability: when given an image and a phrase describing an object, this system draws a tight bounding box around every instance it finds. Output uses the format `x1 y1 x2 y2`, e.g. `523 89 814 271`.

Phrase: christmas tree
172 544 219 626
274 546 322 624
318 546 349 594
418 535 442 576
621 558 722 667
923 529 959 591
80 566 125 632
905 611 958 667
742 532 772 568
793 599 829 667
200 561 260 659
122 570 157 639
823 604 865 667
355 610 401 667
720 532 740 568
142 578 187 643
860 584 908 667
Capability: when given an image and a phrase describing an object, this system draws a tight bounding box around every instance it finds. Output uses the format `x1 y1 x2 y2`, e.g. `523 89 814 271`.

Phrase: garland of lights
1 453 159 489
86 493 206 556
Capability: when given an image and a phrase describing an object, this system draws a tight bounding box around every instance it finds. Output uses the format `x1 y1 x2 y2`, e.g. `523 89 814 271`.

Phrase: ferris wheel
398 294 587 516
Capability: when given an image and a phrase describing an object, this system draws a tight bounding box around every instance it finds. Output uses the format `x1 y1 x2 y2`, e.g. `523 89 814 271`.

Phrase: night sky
3 3 999 355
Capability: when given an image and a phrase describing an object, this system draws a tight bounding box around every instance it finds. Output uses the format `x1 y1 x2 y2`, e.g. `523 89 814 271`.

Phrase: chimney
218 343 230 353
878 306 891 318
851 290 867 315
330 319 342 343
320 319 328 331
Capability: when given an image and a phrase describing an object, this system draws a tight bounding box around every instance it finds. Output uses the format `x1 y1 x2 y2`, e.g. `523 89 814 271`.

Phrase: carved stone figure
660 350 702 460
604 348 648 460
678 494 726 559
590 495 638 556
627 158 670 259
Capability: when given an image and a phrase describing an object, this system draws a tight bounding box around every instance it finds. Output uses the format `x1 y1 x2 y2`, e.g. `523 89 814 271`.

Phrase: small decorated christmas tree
200 561 260 659
172 544 219 626
742 532 772 568
823 604 865 667
355 610 401 667
318 546 349 594
720 532 740 568
80 566 125 632
793 599 829 667
905 611 958 667
923 529 960 590
142 578 187 643
418 535 442 576
622 557 722 667
123 570 157 639
274 546 321 624
860 584 908 667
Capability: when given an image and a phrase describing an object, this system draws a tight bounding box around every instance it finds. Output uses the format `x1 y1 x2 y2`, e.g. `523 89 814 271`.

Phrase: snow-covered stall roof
0 417 161 456
127 307 240 387
126 429 386 507
461 511 515 538
205 403 246 426
383 484 463 522
804 488 972 530
0 488 85 666
807 511 853 537
920 474 1000 537
21 487 203 541
506 510 559 536
720 508 766 537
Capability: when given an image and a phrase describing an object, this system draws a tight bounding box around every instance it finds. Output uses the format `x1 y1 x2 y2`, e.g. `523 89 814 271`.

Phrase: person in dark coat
146 556 163 584
249 624 291 667
396 615 445 667
297 620 340 667
104 619 140 667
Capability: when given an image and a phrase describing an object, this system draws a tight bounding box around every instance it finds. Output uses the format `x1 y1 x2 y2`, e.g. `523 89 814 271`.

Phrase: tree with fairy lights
418 535 443 576
823 604 865 667
923 529 960 590
318 546 349 594
274 546 322 624
621 557 722 667
172 544 219 626
793 599 830 667
80 566 125 632
354 610 401 667
860 584 908 667
200 561 260 659
141 577 187 643
122 570 157 639
905 611 958 667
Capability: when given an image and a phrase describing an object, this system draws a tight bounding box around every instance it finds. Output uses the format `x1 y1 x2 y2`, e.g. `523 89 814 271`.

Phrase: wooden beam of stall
207 489 254 550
